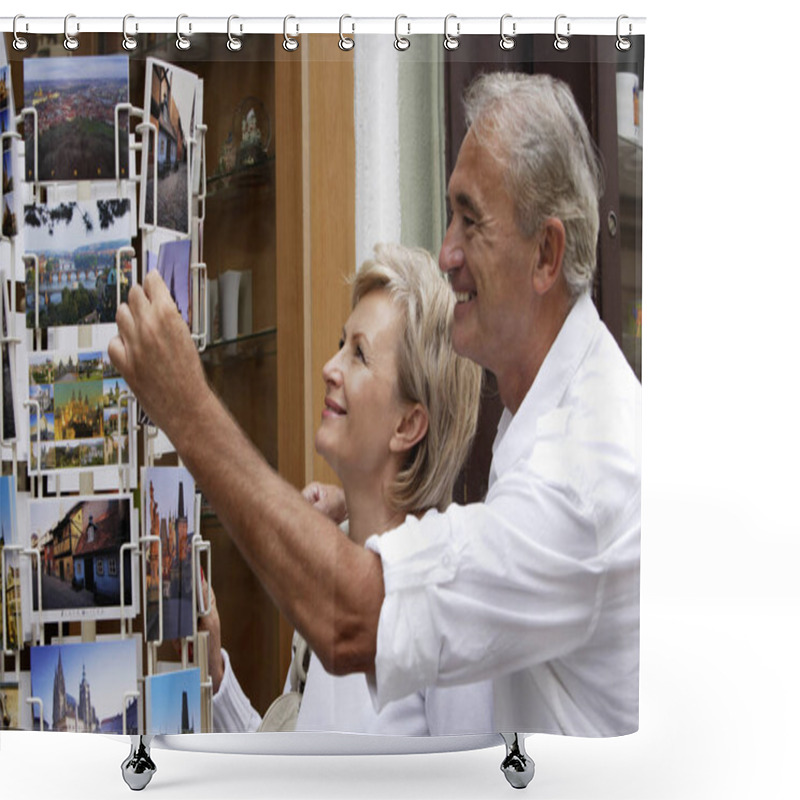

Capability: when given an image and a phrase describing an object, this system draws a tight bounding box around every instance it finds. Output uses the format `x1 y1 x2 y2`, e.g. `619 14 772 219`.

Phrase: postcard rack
1 48 215 751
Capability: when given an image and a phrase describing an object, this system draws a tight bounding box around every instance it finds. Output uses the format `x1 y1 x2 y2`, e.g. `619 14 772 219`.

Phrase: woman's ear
389 403 429 454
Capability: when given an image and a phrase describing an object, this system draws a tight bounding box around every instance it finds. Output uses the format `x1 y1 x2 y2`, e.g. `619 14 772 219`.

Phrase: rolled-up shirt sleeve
364 465 605 712
212 648 263 733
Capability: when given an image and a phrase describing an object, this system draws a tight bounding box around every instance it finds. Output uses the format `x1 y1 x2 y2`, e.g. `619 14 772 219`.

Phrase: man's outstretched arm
109 271 384 675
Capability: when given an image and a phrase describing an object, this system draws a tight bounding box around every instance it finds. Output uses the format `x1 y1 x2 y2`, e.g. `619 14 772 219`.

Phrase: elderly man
110 72 640 741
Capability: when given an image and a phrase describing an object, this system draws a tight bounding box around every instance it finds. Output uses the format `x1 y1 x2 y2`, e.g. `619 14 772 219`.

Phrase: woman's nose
322 352 342 385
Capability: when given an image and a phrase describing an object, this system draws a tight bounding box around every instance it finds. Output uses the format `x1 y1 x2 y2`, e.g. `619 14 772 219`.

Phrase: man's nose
439 229 464 273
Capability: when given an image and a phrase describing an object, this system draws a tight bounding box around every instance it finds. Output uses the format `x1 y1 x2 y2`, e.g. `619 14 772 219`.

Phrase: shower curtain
0 18 643 747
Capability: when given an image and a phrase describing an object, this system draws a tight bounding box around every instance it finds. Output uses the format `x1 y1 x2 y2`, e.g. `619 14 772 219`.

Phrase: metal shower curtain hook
122 14 138 51
64 13 79 51
227 15 242 51
394 14 410 51
616 15 632 51
12 14 29 51
554 14 570 51
283 15 299 51
499 14 516 50
443 14 460 51
339 15 355 51
176 13 191 51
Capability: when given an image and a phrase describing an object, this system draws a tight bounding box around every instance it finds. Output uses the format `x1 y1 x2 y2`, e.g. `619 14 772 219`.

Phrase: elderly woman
205 243 491 735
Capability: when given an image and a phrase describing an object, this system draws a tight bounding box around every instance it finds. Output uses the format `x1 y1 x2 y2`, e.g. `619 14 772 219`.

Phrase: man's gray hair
464 72 604 299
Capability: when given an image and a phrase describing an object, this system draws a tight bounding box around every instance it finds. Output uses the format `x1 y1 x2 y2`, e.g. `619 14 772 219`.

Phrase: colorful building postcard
23 54 129 182
28 493 136 622
24 199 134 328
1 474 23 650
141 58 201 234
145 667 201 734
30 638 139 733
27 348 131 476
142 466 196 642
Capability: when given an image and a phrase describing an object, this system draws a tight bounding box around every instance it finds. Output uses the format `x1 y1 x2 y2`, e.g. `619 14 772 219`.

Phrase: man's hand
109 271 211 439
302 482 347 525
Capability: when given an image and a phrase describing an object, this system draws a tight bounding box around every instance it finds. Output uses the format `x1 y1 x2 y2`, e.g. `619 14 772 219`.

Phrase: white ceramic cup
219 270 241 342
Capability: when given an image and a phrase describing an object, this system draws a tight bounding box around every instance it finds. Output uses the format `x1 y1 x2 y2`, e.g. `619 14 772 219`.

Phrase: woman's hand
302 482 347 524
198 573 225 694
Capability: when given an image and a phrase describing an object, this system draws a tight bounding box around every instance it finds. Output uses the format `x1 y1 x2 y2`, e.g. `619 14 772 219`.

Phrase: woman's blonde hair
352 243 482 514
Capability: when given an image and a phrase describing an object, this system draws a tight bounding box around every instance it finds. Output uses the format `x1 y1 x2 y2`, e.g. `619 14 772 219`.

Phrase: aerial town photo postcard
24 199 134 328
23 54 129 182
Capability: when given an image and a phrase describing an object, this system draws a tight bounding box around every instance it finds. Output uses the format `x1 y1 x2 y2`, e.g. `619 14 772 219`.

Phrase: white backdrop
2 1 798 799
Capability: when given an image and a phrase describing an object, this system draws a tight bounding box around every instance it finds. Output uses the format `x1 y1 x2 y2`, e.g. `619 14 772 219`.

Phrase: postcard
2 273 17 440
27 348 131 476
23 55 129 182
1 474 22 650
1 674 32 730
141 58 201 234
145 667 201 734
2 146 17 238
149 238 192 325
142 466 196 642
28 493 137 622
30 638 139 733
24 199 133 328
0 62 14 159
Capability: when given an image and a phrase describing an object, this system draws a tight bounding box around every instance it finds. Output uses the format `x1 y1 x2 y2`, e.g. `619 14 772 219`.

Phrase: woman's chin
313 433 339 474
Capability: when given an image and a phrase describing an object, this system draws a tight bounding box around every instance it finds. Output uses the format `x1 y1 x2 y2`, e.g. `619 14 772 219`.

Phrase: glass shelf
206 157 274 199
199 326 277 365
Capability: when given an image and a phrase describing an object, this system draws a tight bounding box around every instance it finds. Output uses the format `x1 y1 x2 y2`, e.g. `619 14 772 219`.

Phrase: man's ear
389 403 429 455
532 217 566 295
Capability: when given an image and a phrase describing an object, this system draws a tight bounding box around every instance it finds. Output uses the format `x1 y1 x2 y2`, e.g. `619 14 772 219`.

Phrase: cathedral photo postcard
29 637 139 733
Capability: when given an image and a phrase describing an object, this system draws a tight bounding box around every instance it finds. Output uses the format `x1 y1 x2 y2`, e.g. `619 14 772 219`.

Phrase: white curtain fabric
354 36 445 270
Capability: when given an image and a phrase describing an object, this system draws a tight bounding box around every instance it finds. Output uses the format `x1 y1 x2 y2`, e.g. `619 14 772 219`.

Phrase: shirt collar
491 292 600 476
